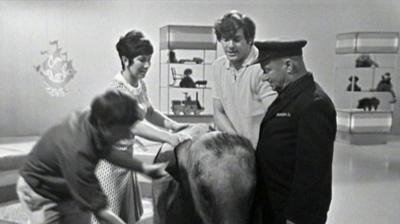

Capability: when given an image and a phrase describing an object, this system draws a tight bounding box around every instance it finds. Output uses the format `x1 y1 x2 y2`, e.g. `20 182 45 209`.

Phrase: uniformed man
254 40 337 224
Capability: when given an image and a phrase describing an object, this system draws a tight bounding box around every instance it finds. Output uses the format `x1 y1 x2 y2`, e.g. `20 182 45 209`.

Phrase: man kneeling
17 90 167 224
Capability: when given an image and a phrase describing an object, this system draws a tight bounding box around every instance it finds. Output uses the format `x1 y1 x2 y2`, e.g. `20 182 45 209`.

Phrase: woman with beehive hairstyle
91 30 190 224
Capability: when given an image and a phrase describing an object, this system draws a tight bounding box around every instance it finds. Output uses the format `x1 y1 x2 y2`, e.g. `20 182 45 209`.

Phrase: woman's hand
143 162 169 179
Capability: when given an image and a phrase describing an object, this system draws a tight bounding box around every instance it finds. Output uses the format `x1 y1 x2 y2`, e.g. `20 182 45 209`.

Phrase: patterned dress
91 73 152 224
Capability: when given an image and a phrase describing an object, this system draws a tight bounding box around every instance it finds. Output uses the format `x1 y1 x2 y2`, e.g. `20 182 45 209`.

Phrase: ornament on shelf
346 75 362 92
171 92 204 115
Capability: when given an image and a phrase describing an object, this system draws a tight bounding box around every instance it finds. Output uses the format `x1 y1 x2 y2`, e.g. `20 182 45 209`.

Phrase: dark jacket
256 73 336 224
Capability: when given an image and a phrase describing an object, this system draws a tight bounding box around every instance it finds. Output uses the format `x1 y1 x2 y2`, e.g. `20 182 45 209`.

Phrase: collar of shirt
224 45 259 70
114 72 142 93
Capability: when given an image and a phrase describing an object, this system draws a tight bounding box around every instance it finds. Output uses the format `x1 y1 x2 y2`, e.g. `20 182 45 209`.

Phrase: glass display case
158 25 217 120
334 32 399 144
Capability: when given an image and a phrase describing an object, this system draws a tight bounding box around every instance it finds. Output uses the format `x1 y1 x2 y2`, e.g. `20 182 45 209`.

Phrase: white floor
328 137 400 224
1 136 400 223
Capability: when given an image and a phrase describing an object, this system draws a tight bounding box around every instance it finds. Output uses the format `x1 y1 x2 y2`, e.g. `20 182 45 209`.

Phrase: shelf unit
334 32 399 144
158 25 217 117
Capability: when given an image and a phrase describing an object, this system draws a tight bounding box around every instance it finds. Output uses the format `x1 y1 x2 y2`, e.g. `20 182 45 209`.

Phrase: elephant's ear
153 144 178 180
153 123 210 180
153 140 192 181
174 139 192 168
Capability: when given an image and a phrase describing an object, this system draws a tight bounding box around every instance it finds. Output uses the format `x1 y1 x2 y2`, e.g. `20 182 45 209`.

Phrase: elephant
152 124 256 224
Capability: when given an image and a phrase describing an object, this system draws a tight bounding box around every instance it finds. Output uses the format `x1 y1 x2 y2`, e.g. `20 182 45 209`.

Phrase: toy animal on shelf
357 97 380 111
346 75 362 91
355 54 379 68
171 92 205 115
178 57 203 64
375 72 397 103
195 80 207 88
192 57 204 64
167 51 203 64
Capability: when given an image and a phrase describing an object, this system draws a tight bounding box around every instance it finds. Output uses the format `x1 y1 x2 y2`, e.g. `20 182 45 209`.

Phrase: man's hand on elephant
167 133 192 148
176 133 192 143
164 119 190 132
143 162 169 179
170 122 191 132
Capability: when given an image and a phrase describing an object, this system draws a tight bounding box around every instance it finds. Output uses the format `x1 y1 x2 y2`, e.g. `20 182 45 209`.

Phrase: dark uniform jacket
256 73 336 224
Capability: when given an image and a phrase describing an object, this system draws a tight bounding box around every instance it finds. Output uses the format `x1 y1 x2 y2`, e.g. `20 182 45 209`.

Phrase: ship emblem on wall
34 40 76 97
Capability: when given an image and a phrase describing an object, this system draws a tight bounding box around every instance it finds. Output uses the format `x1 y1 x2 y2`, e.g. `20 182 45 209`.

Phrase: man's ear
283 58 295 74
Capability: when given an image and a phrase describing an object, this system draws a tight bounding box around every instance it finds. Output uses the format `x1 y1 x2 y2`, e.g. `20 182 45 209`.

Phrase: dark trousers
267 210 287 224
250 191 286 224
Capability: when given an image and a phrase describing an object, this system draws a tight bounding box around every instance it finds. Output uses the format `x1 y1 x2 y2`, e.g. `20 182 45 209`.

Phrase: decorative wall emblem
34 40 76 97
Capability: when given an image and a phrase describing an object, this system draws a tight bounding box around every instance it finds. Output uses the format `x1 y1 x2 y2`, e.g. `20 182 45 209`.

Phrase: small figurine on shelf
179 68 197 88
168 50 178 63
357 97 380 111
192 57 204 64
346 75 362 91
376 72 397 103
355 54 379 68
170 67 182 86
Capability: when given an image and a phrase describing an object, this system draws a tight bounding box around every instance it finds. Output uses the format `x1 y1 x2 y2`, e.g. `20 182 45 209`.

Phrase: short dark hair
214 10 256 43
89 90 144 127
116 30 154 70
